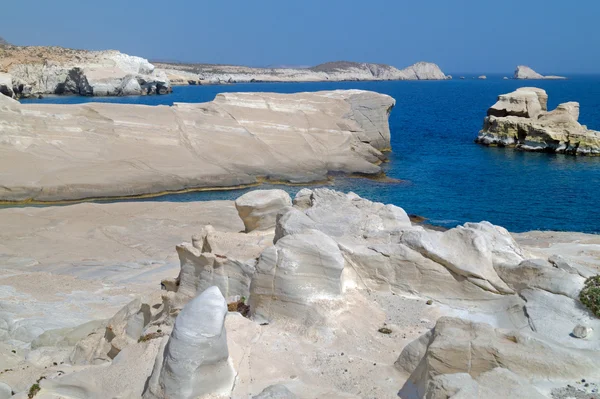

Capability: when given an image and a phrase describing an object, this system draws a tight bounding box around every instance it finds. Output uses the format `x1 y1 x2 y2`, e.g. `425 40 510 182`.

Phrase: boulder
397 317 600 398
0 73 13 98
249 230 345 321
144 286 234 399
573 324 593 339
252 384 298 399
235 190 292 232
119 76 143 96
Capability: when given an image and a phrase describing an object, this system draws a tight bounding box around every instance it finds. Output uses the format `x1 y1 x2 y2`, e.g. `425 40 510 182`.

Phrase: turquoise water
22 75 600 233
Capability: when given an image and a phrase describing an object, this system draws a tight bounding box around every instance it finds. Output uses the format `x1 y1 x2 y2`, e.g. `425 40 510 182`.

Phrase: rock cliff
0 90 394 202
476 87 600 155
156 60 451 85
0 44 171 98
514 65 566 80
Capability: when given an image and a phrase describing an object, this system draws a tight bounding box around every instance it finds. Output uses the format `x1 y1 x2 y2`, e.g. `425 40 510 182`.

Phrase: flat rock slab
0 200 242 343
0 90 394 202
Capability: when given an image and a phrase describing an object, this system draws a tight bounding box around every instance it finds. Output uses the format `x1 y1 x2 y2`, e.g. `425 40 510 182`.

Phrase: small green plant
580 275 600 318
28 383 40 398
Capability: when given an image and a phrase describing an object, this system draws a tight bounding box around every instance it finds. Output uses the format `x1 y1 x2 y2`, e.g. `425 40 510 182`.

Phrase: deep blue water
22 75 600 233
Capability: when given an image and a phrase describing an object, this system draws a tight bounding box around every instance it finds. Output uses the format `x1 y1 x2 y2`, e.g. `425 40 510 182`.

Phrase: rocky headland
155 60 451 85
514 65 566 80
0 188 598 398
476 87 600 155
0 42 171 98
0 89 394 202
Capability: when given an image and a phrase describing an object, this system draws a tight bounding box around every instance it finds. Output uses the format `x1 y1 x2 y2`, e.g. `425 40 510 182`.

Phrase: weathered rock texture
397 317 600 398
0 90 394 202
235 190 292 232
476 87 600 155
2 189 600 398
0 44 170 98
144 286 234 399
156 60 451 85
514 65 566 80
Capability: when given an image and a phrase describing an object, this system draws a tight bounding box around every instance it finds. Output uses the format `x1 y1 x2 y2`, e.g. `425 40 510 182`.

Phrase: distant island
154 60 451 85
514 65 566 80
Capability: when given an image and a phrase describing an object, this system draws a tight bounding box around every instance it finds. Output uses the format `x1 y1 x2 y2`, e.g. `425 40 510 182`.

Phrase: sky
2 0 599 74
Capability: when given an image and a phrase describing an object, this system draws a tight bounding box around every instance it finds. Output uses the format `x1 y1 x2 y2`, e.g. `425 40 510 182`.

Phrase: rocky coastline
155 60 451 85
0 188 597 398
476 87 600 155
0 42 171 98
0 89 394 202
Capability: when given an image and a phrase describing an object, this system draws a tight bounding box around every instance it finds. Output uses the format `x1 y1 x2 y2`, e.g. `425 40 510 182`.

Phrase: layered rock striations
476 87 600 155
0 44 171 98
514 65 566 80
156 60 451 85
0 89 394 202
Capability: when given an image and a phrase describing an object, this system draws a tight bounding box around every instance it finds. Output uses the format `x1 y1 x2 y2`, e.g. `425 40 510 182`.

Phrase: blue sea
22 75 600 233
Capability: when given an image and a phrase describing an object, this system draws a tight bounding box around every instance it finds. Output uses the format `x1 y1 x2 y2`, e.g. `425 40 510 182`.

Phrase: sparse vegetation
580 275 600 318
138 332 163 343
28 383 40 398
228 297 250 317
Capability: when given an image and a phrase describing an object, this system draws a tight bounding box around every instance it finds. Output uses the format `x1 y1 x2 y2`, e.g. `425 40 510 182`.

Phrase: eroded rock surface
0 45 170 98
0 90 394 202
2 189 599 398
476 87 600 155
235 190 292 232
144 286 234 399
397 317 600 398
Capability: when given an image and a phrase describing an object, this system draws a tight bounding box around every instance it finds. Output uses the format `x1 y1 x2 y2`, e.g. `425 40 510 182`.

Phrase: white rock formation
397 317 600 398
0 46 170 97
400 221 522 294
494 258 585 299
3 188 600 398
235 190 292 232
70 298 150 365
514 65 566 79
144 286 234 399
424 368 547 399
249 230 346 321
477 87 600 155
252 384 297 399
0 90 394 202
156 60 451 85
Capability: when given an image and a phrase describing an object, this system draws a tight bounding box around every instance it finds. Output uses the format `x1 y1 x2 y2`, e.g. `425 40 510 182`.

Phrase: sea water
22 75 600 233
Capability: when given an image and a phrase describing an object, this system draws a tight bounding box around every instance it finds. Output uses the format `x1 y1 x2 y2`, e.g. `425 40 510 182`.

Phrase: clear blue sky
3 0 599 74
